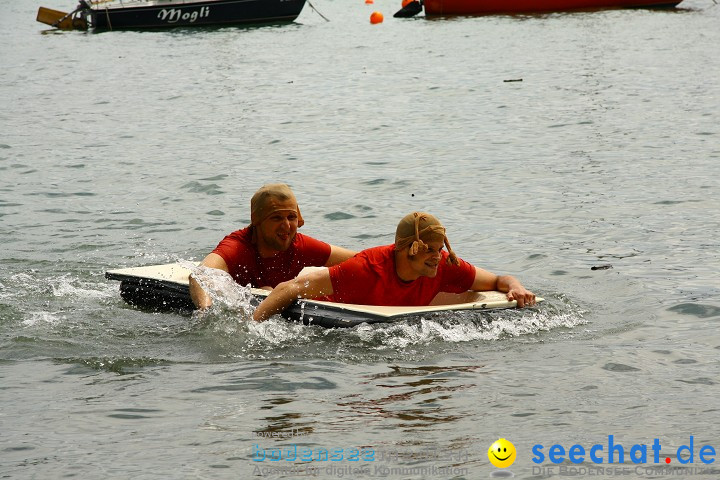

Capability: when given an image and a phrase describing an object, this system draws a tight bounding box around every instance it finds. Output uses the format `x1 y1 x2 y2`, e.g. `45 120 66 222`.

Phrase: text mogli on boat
37 0 307 31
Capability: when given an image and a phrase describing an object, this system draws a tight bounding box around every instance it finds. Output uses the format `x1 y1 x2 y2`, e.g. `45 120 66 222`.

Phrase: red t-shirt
212 226 331 288
326 244 476 306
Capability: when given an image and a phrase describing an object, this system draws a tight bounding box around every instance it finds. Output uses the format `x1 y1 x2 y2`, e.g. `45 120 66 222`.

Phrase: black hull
87 0 306 30
112 277 393 328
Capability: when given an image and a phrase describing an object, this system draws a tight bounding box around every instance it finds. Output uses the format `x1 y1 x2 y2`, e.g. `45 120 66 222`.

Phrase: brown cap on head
250 183 305 227
394 212 458 265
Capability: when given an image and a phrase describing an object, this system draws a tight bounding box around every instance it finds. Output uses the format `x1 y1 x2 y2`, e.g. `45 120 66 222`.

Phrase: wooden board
106 263 542 328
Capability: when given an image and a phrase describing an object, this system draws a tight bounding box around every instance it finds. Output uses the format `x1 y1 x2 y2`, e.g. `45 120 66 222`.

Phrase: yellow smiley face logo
488 438 516 468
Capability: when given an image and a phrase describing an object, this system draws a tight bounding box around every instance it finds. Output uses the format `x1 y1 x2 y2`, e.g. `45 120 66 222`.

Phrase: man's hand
506 285 536 308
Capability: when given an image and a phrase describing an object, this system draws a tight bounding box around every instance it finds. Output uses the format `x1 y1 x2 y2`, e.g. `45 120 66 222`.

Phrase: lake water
1 0 719 478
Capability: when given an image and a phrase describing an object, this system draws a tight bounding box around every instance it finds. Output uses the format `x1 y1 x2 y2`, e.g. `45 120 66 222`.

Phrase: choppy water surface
1 0 719 478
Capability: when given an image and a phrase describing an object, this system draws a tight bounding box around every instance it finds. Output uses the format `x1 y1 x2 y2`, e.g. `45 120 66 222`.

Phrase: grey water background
1 0 719 477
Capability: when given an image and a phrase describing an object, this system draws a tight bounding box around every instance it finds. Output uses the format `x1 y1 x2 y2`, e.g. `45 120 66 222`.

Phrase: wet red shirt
212 227 331 288
326 244 476 306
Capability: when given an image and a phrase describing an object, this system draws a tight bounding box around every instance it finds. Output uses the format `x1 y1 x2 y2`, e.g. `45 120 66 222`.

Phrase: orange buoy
365 0 374 4
370 11 383 23
401 0 413 7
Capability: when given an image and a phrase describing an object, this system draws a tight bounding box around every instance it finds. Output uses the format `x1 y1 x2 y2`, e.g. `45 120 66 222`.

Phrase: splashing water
50 274 116 300
3 271 116 302
173 261 587 353
179 261 255 313
349 302 588 350
204 299 587 361
22 311 65 327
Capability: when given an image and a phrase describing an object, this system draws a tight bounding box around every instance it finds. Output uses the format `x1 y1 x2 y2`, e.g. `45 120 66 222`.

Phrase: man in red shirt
253 211 536 322
189 184 356 309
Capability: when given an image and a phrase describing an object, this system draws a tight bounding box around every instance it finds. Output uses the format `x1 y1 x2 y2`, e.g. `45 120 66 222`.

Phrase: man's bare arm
325 245 356 267
470 267 536 308
189 253 229 309
252 269 334 322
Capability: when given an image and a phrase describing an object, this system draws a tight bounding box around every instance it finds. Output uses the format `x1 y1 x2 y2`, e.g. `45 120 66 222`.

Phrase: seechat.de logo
532 436 717 465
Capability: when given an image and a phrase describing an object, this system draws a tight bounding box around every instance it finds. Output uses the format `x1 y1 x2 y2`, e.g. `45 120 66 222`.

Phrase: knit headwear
394 212 458 265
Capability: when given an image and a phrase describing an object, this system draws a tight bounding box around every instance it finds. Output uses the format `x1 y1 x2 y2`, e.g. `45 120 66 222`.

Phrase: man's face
256 200 299 254
407 239 444 278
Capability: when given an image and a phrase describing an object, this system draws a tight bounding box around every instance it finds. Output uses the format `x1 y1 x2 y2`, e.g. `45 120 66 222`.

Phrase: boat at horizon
37 0 307 31
395 0 683 17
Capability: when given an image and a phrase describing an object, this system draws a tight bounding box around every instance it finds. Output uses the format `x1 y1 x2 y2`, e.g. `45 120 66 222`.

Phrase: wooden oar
393 0 423 17
37 7 72 28
36 6 87 30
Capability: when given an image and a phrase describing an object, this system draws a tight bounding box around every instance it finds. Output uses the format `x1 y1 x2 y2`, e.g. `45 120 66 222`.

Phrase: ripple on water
56 356 174 375
180 181 225 195
324 211 356 220
676 377 716 385
602 362 641 372
667 303 720 319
